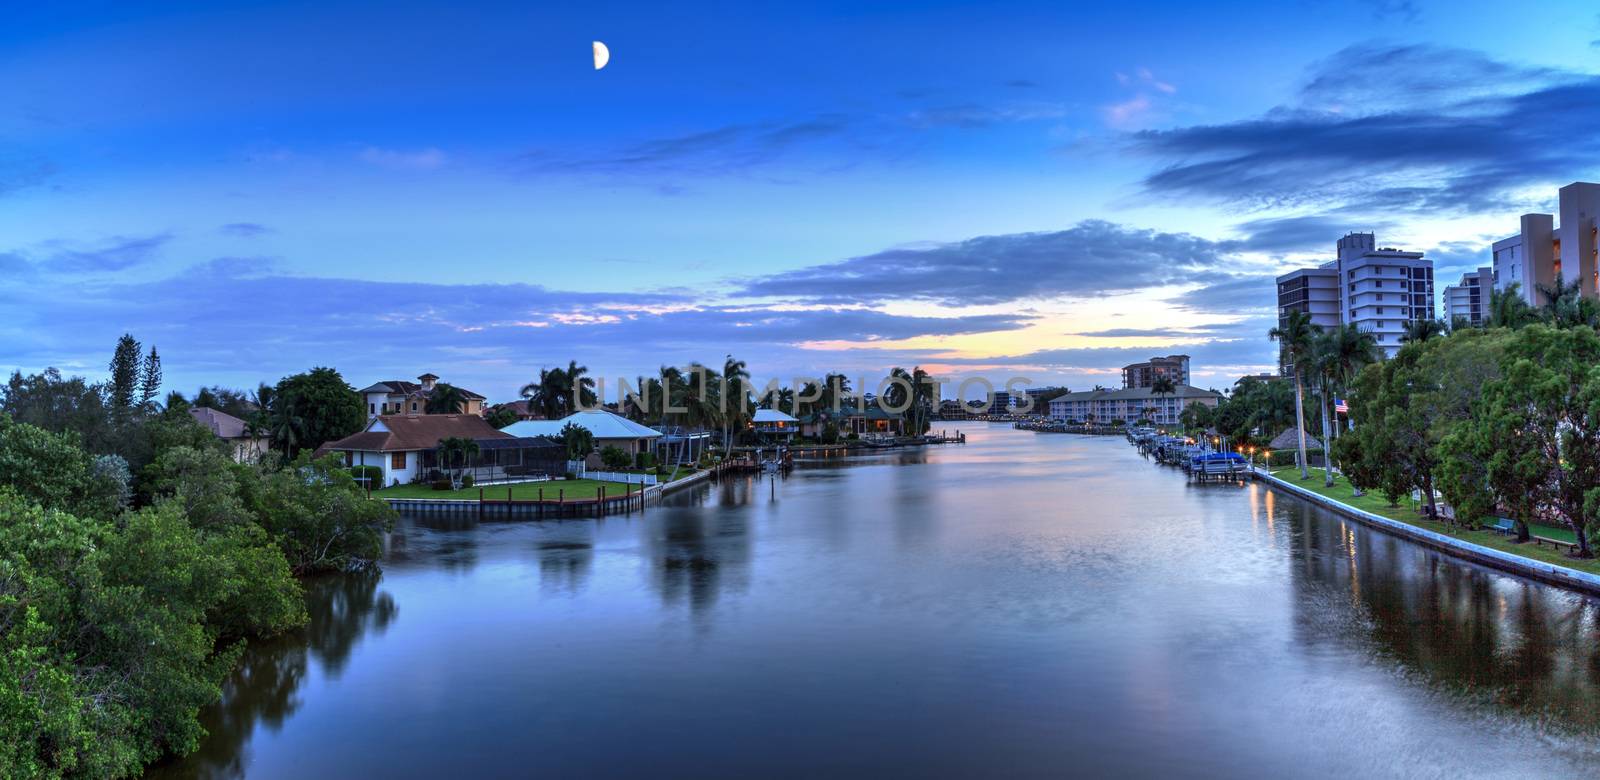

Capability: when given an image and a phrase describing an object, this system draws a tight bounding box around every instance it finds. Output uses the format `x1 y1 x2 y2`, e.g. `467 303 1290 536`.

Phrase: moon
592 41 610 71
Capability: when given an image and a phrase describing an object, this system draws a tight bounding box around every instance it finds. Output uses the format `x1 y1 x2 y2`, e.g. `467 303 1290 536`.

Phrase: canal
151 424 1600 777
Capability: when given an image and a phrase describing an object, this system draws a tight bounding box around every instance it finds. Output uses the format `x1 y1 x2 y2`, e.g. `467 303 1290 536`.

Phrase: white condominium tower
1442 267 1492 327
1275 233 1434 367
1492 182 1600 305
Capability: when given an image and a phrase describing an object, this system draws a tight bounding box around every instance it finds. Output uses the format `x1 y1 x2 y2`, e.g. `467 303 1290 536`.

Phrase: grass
1267 466 1600 576
376 478 640 501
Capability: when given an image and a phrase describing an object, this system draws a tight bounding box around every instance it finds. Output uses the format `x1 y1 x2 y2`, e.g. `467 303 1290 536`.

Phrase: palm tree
1324 323 1378 442
1487 283 1537 329
1150 375 1177 425
424 382 468 414
720 354 750 450
1269 309 1322 479
566 360 596 411
819 373 852 413
1400 318 1446 344
683 363 721 435
435 436 481 488
520 367 567 419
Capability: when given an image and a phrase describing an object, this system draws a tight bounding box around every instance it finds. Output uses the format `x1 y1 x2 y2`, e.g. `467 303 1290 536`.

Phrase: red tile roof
320 414 512 453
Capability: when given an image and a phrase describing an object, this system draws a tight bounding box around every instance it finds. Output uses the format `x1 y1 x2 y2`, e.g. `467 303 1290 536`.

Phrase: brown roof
190 406 253 439
321 414 512 453
360 379 485 401
1268 427 1323 451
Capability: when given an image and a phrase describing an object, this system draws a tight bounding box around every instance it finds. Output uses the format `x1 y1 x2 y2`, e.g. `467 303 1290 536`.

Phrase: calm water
152 424 1600 778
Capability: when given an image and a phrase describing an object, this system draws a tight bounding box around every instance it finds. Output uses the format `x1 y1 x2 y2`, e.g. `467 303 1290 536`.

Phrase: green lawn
377 478 640 501
1267 467 1600 576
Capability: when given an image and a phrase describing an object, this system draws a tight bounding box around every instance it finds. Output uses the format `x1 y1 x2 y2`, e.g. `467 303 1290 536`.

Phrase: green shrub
430 478 452 490
600 445 631 470
349 464 383 488
635 451 656 469
460 473 475 488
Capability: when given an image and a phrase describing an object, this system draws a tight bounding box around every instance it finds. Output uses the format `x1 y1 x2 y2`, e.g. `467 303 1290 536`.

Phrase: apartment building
1492 182 1600 305
1275 233 1433 363
1120 355 1190 389
1047 385 1222 426
1442 266 1492 326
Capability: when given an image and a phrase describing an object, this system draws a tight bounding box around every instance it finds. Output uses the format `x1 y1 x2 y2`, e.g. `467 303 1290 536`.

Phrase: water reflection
150 428 1600 777
1279 497 1600 730
149 574 397 779
648 498 752 615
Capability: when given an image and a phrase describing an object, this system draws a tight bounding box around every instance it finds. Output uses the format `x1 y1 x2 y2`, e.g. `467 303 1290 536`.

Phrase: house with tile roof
189 406 269 462
317 414 512 486
357 373 487 419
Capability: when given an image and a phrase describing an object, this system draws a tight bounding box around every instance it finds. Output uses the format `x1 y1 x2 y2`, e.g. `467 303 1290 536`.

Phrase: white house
500 409 663 457
317 414 511 487
1047 385 1222 426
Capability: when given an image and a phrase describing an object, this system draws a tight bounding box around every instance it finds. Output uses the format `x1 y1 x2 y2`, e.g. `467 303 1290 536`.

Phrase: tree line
0 337 392 778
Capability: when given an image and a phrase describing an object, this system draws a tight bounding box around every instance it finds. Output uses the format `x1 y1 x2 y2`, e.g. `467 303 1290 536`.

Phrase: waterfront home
1047 385 1222 426
189 406 269 462
358 373 487 419
501 409 663 457
751 408 799 440
799 405 906 438
318 413 511 486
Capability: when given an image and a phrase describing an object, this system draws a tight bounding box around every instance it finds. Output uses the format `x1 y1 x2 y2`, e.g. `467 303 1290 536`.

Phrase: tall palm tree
1150 375 1177 425
424 382 468 414
566 360 596 411
1269 309 1322 480
1400 318 1446 344
1325 323 1378 442
520 367 567 419
1311 331 1341 487
720 355 751 449
1487 282 1537 329
681 363 721 435
819 373 852 413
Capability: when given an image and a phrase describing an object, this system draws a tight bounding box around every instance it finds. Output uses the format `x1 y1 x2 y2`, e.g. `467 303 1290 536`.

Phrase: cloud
358 146 447 170
0 261 1033 398
219 222 273 237
0 156 56 197
1165 274 1279 315
37 232 173 273
739 220 1232 306
1128 43 1600 215
515 116 859 178
1222 215 1390 254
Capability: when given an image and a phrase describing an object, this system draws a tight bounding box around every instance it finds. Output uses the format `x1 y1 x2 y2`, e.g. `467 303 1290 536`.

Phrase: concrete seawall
1254 469 1600 597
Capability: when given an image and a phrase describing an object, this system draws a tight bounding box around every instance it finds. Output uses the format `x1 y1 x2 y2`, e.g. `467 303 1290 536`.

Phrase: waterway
151 424 1600 777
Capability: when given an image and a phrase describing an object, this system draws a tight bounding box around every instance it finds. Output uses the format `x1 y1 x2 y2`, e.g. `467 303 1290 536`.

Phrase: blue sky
4 0 1599 400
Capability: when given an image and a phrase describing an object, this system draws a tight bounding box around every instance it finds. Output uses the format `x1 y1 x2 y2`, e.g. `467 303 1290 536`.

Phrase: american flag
1335 398 1348 414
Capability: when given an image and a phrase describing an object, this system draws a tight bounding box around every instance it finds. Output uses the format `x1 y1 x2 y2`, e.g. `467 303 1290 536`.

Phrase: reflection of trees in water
535 524 594 595
649 505 752 616
147 573 398 779
1279 498 1600 731
388 513 481 573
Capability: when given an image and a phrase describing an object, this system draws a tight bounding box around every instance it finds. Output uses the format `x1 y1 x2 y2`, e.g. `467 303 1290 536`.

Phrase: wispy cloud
219 222 273 237
740 220 1233 306
1129 43 1600 215
36 232 173 273
358 146 447 170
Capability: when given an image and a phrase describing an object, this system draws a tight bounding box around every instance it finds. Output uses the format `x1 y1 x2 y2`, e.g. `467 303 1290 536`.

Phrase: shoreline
1253 468 1600 597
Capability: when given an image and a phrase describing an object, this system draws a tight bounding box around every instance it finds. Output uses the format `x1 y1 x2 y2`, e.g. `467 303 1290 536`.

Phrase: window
391 452 406 469
369 403 375 414
411 402 418 412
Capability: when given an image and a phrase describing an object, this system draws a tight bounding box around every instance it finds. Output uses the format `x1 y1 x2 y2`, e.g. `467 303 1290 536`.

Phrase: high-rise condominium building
1121 355 1190 389
1442 267 1492 327
1274 233 1434 368
1492 182 1600 305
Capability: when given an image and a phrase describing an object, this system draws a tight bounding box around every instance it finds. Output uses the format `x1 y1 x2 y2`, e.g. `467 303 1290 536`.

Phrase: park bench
1486 518 1516 535
1532 534 1581 555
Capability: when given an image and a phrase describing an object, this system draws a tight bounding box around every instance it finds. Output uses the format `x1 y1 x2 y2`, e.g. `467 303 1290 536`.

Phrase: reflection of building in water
647 491 753 614
1272 494 1600 729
